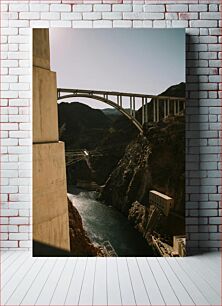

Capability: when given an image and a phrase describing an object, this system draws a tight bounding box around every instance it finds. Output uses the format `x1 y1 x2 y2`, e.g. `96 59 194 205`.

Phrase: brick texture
0 0 221 254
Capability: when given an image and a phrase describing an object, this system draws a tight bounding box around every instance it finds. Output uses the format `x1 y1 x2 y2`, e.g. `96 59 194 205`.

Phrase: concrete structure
173 235 186 257
33 67 58 143
33 142 70 249
33 29 50 70
33 29 70 251
58 88 185 133
149 190 174 216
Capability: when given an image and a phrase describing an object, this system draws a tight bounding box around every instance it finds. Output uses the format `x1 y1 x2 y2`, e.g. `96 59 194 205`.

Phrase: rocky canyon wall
100 115 185 238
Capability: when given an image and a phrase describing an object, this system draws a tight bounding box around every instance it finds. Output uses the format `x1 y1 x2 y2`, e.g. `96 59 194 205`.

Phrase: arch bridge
57 88 185 133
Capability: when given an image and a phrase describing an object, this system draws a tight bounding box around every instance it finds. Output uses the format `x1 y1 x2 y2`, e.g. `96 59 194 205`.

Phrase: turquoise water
68 187 154 256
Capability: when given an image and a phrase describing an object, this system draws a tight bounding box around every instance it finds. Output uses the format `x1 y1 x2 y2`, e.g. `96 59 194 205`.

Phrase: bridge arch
57 92 143 133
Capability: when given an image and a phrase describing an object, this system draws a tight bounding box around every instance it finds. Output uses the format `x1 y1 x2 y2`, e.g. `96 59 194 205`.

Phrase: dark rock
100 115 185 222
99 134 152 214
68 198 105 256
58 102 138 186
128 201 146 234
58 102 111 149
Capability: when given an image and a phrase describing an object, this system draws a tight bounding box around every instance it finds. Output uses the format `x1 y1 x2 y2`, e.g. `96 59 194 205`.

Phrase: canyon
59 82 185 255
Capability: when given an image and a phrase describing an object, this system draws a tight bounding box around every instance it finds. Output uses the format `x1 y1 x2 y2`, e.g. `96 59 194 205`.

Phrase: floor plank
21 258 57 305
1 255 37 305
175 257 221 305
117 257 136 305
107 257 122 306
35 258 67 305
157 258 195 305
5 257 46 305
183 255 220 295
78 257 96 306
64 257 87 305
127 257 150 305
93 257 107 306
1 252 29 289
136 257 165 305
147 257 180 305
50 258 77 305
0 251 14 263
167 257 210 305
1 252 221 306
2 251 22 273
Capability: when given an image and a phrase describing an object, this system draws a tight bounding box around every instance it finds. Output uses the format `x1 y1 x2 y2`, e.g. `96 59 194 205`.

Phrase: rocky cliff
58 102 111 149
100 114 185 237
99 134 152 214
68 198 105 256
58 102 138 186
100 82 185 216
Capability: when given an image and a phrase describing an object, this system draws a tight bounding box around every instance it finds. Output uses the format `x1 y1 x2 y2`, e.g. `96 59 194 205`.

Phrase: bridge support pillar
156 99 160 122
133 97 136 118
167 99 170 116
145 98 148 122
174 100 177 115
164 100 167 117
129 96 132 116
153 99 156 122
142 97 144 125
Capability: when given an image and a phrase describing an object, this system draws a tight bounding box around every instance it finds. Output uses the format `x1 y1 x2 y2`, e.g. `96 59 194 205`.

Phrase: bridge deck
1 251 220 305
57 88 186 133
58 88 186 101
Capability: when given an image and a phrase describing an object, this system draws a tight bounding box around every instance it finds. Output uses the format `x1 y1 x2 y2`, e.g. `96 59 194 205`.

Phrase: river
68 186 154 256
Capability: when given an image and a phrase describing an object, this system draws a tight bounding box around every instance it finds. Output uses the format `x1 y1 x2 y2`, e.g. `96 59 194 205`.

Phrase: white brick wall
0 0 221 254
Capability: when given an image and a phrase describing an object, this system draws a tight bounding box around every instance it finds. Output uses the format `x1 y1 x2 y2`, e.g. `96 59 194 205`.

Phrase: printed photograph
33 28 186 257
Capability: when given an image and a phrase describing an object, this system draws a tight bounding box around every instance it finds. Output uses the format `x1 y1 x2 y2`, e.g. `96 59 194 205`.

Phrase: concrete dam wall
33 29 70 251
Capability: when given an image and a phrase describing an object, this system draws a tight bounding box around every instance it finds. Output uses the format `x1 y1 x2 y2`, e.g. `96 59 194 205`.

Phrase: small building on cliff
149 190 174 217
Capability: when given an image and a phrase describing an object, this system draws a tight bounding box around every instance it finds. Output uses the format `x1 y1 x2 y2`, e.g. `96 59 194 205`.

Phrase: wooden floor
1 251 221 306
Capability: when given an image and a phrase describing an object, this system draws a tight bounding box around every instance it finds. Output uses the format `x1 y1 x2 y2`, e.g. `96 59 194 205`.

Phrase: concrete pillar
145 98 148 122
33 29 50 70
133 97 136 117
120 95 122 107
156 99 160 122
33 29 70 252
177 100 180 113
33 67 59 143
142 97 144 125
33 142 70 250
130 96 132 116
174 99 177 115
153 99 156 122
167 99 170 116
164 100 167 118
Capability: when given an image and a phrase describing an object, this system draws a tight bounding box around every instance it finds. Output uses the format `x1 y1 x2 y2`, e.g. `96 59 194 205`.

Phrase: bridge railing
148 97 185 124
58 88 185 100
57 88 185 128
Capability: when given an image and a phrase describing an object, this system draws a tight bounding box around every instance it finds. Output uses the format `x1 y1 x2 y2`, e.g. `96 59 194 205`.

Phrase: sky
50 29 185 109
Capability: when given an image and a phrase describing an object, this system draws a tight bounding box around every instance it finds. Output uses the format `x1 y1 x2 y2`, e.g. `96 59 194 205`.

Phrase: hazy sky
50 29 185 109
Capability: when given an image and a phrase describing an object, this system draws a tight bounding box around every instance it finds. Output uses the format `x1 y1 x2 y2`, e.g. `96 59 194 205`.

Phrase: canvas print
33 28 186 257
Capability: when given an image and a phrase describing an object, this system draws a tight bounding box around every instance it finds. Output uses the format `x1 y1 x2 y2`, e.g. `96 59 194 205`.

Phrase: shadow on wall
185 34 201 255
33 240 72 257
